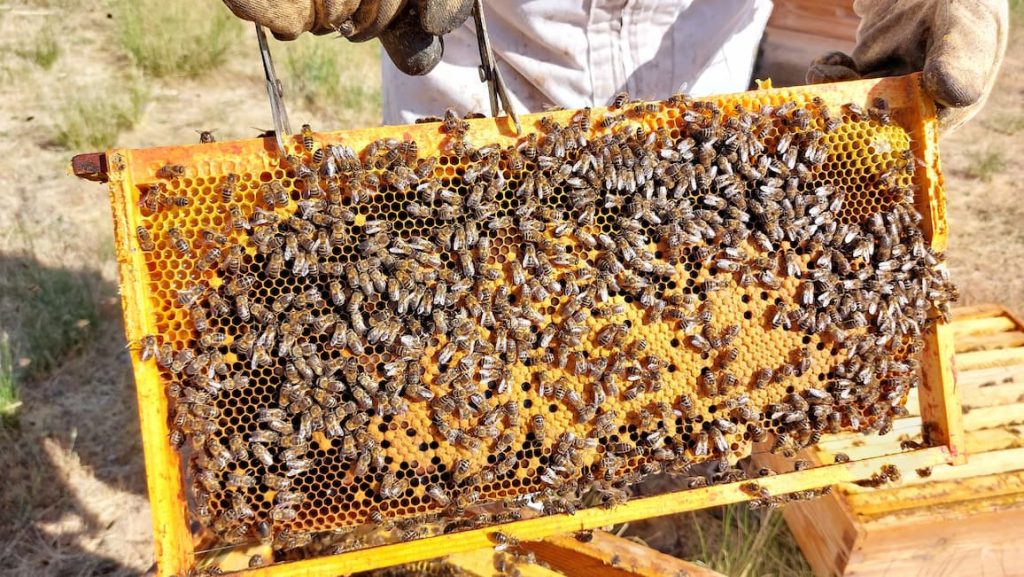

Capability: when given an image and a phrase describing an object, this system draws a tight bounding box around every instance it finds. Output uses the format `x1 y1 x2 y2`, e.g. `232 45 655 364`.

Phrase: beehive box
777 304 1024 577
86 73 963 577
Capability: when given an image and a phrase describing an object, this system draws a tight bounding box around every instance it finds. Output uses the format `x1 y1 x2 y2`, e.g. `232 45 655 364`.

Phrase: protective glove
806 0 1008 133
220 0 475 75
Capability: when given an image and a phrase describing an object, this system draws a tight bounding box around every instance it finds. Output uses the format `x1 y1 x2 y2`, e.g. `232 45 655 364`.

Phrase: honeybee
196 247 222 272
167 227 190 255
156 164 186 179
138 335 159 361
530 414 546 438
136 225 156 251
425 484 450 507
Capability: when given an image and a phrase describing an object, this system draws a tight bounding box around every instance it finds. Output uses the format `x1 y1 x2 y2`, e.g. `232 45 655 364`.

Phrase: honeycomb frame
96 74 962 577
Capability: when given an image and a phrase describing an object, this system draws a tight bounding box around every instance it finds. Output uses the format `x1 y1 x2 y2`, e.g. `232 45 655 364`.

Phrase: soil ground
0 2 1020 575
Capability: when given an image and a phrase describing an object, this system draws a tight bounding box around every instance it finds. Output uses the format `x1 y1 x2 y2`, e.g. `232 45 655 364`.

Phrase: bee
266 249 284 280
693 431 709 457
224 275 255 296
226 471 257 489
769 303 791 330
379 472 408 499
530 414 546 438
198 331 225 349
156 164 186 179
136 225 155 251
228 205 249 230
718 346 738 368
251 442 274 466
300 123 317 154
869 97 891 124
748 423 767 442
610 91 629 110
196 247 222 272
138 334 159 361
688 334 711 353
881 463 902 482
844 102 866 121
218 173 238 203
189 304 209 332
425 484 450 507
490 531 519 552
167 227 190 255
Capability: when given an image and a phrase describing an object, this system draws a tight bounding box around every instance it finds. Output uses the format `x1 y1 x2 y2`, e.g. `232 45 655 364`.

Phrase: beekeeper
221 0 1006 132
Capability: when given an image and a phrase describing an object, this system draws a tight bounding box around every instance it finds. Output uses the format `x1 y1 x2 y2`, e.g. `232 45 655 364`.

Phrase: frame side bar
106 150 196 576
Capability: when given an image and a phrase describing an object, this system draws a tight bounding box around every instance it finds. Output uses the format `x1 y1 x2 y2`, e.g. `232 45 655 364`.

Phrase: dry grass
690 505 812 577
53 77 147 150
111 0 241 78
962 147 1008 182
279 35 382 129
0 256 99 379
16 22 60 70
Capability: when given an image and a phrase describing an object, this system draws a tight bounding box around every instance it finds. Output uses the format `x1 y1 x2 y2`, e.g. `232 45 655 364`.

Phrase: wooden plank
842 447 1024 497
237 449 951 577
905 379 1024 415
957 347 1024 371
964 381 1024 407
963 403 1024 430
780 491 862 577
849 470 1024 517
955 331 1024 353
965 426 1024 453
951 304 1010 322
919 321 967 463
758 28 856 88
523 531 727 577
816 423 1024 465
812 417 922 451
844 504 1024 576
958 365 1024 389
952 316 1017 339
766 0 859 40
814 404 1024 461
865 490 1024 528
447 548 565 577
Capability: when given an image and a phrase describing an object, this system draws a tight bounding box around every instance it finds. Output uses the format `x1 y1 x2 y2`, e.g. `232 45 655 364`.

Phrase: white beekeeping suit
382 0 774 125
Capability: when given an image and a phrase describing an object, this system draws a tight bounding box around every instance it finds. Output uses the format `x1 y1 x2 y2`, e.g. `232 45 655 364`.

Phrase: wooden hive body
778 304 1024 577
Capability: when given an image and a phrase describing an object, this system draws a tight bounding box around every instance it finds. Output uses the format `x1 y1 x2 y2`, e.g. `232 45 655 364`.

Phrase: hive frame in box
82 73 962 577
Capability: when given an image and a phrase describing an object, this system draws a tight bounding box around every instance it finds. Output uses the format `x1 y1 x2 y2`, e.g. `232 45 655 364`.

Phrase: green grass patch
0 334 19 427
54 78 147 150
280 35 381 129
111 0 240 78
0 258 98 380
963 148 1007 182
16 23 59 70
691 505 813 577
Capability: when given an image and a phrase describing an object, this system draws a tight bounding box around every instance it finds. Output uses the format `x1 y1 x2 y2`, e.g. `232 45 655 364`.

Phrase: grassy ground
0 1 1020 575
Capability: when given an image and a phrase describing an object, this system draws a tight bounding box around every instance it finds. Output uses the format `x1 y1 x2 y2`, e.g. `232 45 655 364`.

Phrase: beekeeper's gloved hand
220 0 474 75
807 0 1008 133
